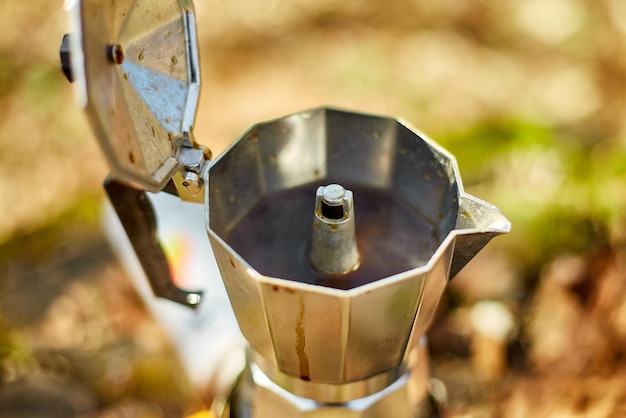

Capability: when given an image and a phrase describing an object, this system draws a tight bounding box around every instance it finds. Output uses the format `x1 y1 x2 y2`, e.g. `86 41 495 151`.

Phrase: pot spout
449 194 511 278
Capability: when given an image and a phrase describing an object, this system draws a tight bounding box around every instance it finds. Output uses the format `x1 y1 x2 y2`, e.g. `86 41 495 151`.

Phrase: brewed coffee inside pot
227 181 437 290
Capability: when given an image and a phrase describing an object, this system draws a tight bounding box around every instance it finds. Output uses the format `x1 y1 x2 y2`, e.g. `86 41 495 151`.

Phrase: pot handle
105 177 203 309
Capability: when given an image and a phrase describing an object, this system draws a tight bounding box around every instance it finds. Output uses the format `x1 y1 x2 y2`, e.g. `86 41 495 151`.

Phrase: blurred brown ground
1 0 626 417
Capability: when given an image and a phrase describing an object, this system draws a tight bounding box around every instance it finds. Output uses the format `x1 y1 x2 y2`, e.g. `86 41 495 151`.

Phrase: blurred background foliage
442 117 624 276
0 0 625 416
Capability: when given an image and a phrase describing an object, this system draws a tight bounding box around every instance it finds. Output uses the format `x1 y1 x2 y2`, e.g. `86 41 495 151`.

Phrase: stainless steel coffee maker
61 1 510 416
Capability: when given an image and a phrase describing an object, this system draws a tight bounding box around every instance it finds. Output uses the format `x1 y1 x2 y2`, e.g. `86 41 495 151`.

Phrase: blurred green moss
0 314 32 384
441 118 625 275
0 193 102 262
0 58 19 99
0 316 14 363
21 65 65 116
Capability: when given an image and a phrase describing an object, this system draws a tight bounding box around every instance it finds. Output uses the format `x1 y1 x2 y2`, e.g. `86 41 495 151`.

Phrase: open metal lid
70 0 201 191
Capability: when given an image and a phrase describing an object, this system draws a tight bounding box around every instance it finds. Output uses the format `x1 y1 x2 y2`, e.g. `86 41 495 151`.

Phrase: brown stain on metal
272 285 297 294
229 257 235 268
295 297 310 381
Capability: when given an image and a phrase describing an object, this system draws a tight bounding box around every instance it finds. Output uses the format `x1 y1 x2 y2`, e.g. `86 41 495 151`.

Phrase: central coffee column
309 184 360 276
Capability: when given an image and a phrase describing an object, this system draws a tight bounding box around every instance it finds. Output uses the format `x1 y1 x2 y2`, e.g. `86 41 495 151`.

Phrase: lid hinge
173 134 211 203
